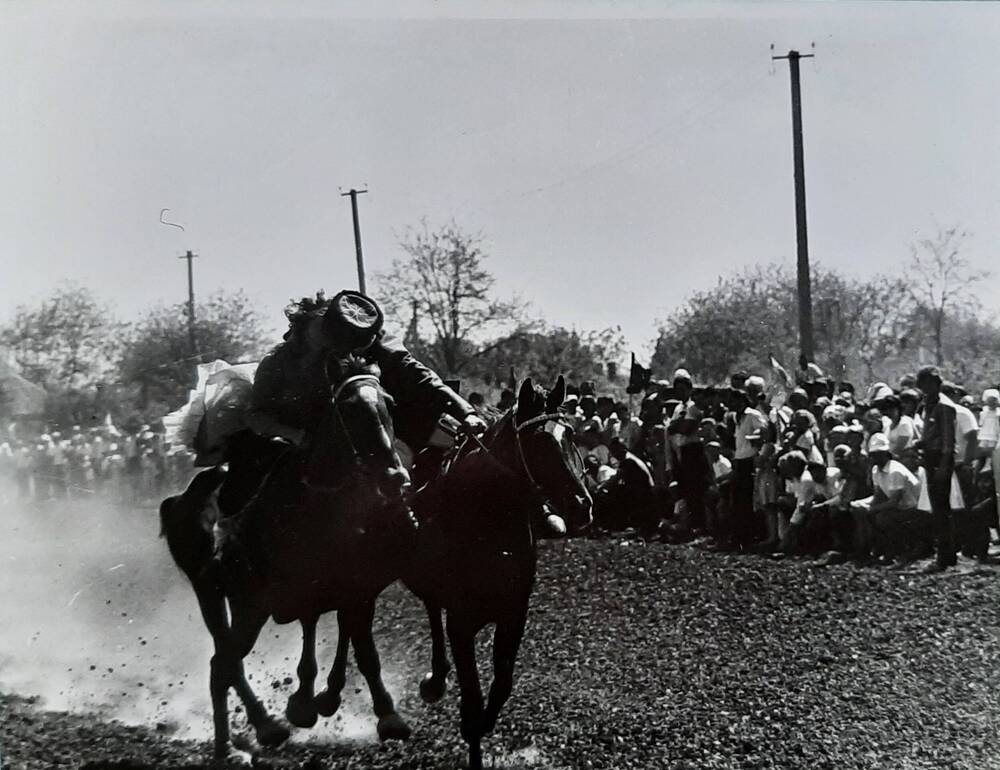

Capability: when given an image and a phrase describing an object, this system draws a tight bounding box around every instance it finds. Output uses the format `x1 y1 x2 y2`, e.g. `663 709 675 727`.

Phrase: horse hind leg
227 598 290 750
419 602 451 704
285 618 319 728
346 602 412 742
191 575 245 764
314 610 350 717
446 611 486 770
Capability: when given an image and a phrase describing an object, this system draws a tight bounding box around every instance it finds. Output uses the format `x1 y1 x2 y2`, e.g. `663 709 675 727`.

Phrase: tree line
1 223 994 430
652 227 997 390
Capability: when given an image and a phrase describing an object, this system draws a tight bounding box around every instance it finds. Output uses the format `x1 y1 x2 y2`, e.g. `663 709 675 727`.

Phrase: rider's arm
370 334 476 425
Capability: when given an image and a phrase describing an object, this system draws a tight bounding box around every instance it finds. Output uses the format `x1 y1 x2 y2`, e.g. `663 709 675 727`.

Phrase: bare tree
907 227 990 366
376 220 526 376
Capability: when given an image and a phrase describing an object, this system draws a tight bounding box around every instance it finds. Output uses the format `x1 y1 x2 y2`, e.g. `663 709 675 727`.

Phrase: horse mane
327 353 382 384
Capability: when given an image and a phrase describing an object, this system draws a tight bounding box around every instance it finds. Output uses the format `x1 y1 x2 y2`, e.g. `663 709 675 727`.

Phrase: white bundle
163 360 259 463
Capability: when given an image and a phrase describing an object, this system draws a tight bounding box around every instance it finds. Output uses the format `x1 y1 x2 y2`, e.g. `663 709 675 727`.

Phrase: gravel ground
5 514 1000 770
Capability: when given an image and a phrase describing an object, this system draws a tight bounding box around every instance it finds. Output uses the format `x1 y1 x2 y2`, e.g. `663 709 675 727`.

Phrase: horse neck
444 419 537 527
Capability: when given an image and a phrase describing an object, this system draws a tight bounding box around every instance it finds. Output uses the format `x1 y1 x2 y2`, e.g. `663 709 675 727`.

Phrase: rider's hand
462 414 488 436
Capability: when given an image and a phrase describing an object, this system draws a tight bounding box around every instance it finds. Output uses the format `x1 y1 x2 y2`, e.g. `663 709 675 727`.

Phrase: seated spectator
702 439 728 539
579 424 610 467
583 453 615 495
813 445 867 564
775 451 813 555
864 433 924 564
601 438 657 535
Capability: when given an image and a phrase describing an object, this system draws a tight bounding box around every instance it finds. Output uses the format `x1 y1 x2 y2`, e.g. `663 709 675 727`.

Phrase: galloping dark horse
291 375 593 770
159 357 414 763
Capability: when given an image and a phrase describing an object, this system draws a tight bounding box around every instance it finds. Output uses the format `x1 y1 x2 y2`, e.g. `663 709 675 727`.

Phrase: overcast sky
2 1 999 356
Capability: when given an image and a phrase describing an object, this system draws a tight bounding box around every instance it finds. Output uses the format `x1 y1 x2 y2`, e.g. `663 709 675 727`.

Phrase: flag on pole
769 354 794 389
626 352 652 394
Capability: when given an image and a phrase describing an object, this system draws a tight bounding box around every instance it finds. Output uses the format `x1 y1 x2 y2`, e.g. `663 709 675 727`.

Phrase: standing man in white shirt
726 379 769 551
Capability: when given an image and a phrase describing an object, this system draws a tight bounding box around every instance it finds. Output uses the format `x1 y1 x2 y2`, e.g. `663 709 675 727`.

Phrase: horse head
501 375 593 534
307 354 411 506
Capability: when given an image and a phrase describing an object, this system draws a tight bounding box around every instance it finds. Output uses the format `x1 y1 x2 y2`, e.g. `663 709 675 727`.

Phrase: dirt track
3 494 1000 769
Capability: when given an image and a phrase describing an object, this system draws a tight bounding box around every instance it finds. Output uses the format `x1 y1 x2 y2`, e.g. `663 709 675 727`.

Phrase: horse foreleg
314 610 350 717
446 611 486 770
227 599 290 750
285 617 319 728
419 602 451 703
481 607 528 736
346 601 412 742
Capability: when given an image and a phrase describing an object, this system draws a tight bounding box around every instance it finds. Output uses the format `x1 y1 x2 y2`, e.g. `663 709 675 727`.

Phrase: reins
464 409 583 504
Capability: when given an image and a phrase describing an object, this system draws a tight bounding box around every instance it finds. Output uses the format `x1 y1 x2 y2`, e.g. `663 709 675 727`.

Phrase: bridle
327 372 387 467
469 409 587 504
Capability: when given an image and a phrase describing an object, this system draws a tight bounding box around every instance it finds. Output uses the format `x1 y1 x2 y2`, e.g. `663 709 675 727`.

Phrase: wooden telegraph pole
178 249 198 358
341 187 369 294
773 47 816 363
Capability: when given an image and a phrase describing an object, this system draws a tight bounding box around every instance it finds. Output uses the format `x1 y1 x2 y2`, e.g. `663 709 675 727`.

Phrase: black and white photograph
4 1 1000 768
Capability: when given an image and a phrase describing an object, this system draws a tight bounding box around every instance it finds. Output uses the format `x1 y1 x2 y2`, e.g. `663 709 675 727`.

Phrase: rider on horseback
241 289 487 490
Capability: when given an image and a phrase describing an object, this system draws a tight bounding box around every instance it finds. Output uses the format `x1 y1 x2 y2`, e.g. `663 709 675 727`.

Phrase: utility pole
773 48 816 362
340 187 369 294
178 249 198 358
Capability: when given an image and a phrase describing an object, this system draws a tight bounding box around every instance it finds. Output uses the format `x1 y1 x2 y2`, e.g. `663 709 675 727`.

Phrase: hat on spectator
829 424 849 436
821 405 839 421
941 381 967 399
745 375 766 395
833 444 853 460
899 388 921 403
916 365 942 383
673 368 692 384
815 396 832 409
706 440 721 449
983 389 1000 403
869 384 895 403
868 433 890 453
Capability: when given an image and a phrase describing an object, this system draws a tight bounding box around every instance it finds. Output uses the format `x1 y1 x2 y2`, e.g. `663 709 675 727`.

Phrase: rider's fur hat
321 290 385 352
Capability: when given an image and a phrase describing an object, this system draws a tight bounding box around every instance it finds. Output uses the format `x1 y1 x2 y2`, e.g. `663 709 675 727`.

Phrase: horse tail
160 466 226 581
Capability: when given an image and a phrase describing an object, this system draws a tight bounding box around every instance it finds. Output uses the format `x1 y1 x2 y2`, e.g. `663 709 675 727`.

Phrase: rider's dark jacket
247 331 473 451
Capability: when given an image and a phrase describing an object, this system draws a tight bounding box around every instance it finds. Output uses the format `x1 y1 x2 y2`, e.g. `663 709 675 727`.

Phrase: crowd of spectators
0 422 195 506
528 365 1000 574
7 362 1000 577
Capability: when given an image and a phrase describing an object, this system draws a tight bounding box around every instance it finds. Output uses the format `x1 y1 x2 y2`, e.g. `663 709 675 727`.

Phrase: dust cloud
0 480 400 746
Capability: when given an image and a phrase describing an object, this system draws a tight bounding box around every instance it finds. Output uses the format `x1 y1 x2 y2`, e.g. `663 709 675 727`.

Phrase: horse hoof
376 713 412 742
255 718 291 747
419 672 448 703
285 693 318 728
314 689 342 717
212 747 252 767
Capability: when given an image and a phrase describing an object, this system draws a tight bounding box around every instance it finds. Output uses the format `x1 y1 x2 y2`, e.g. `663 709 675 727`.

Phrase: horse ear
516 378 536 419
546 375 566 413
